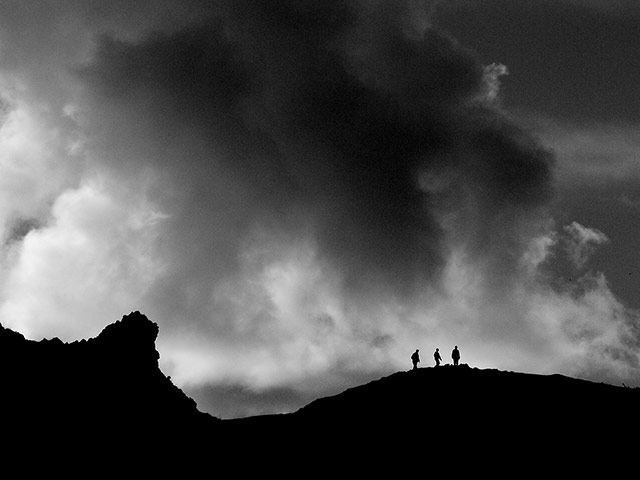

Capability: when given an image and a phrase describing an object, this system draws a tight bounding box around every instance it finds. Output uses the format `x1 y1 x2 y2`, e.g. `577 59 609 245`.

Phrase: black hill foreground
2 312 637 472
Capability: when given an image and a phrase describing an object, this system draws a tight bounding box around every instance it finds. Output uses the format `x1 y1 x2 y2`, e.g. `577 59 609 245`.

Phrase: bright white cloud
0 181 167 340
0 97 83 239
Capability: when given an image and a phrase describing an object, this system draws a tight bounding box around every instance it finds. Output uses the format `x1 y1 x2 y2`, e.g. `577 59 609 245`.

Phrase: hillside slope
227 363 640 468
2 313 637 471
0 311 218 461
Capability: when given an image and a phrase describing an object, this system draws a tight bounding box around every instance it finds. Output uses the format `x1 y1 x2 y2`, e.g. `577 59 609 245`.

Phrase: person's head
436 348 439 351
455 346 458 349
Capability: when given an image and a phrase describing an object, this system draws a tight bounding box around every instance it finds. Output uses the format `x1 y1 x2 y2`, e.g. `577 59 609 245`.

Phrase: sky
1 0 639 418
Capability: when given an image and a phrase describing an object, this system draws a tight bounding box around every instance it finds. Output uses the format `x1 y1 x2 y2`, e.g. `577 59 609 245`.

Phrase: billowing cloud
0 180 167 340
562 221 609 269
0 1 638 418
480 63 509 106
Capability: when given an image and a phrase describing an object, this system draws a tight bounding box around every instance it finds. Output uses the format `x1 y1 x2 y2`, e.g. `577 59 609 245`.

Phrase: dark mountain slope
0 311 218 462
296 364 634 430
226 364 640 469
2 312 637 472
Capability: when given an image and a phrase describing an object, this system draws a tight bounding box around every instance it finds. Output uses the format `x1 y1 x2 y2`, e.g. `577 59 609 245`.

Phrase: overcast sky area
1 0 639 418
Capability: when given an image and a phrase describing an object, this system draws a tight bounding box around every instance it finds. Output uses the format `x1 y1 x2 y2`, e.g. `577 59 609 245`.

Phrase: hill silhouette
225 363 640 467
2 312 637 471
0 311 219 465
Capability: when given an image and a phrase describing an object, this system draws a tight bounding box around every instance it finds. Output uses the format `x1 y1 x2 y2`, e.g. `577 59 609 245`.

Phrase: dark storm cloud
5 0 640 416
78 0 554 309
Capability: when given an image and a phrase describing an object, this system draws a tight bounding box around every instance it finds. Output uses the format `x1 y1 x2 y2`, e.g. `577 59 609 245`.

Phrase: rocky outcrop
0 311 217 460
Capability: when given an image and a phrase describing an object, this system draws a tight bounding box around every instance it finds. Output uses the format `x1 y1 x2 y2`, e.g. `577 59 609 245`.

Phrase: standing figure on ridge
452 346 460 366
434 348 442 367
411 349 420 370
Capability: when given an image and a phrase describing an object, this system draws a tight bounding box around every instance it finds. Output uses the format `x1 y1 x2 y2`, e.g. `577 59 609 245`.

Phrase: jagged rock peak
89 311 162 369
97 310 159 344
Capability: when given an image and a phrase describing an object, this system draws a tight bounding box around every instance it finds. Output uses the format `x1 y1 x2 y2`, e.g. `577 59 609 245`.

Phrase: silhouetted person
434 348 442 367
452 346 460 366
411 349 420 370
